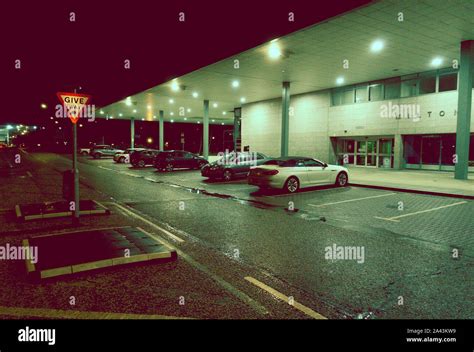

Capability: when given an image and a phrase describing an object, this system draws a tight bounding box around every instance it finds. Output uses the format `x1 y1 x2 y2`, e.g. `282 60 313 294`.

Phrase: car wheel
165 163 174 172
81 151 88 156
285 176 300 193
119 157 125 163
93 153 101 159
197 161 206 169
138 159 146 168
336 172 348 187
223 169 233 181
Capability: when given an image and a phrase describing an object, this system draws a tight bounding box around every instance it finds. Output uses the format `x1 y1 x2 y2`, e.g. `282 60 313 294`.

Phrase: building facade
242 68 474 172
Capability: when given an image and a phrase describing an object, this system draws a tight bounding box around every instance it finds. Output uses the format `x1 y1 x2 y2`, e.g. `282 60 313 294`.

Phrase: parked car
114 148 146 164
248 157 349 193
90 145 124 159
130 149 161 168
154 150 208 172
201 151 269 181
79 147 90 156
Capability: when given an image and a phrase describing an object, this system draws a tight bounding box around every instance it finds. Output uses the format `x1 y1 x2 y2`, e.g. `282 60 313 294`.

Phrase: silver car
248 157 349 193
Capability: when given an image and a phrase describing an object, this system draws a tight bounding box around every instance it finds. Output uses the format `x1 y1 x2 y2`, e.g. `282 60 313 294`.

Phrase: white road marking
26 171 33 178
112 203 185 243
308 192 396 207
375 201 467 222
244 276 326 319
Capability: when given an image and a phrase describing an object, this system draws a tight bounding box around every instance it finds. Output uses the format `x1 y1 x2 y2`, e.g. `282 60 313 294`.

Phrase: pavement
348 167 474 198
0 149 473 319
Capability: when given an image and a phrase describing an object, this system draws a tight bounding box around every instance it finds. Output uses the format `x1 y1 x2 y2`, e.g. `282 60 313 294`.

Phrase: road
27 152 474 319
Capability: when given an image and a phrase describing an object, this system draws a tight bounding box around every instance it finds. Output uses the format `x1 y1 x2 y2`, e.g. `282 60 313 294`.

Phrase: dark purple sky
0 0 371 125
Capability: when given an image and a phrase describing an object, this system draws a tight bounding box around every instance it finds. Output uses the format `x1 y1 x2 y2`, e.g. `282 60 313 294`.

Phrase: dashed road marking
244 276 326 319
308 193 396 207
374 201 467 222
112 203 185 243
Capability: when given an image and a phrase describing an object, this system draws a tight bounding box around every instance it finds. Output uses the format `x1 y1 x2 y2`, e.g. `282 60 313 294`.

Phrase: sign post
57 91 91 225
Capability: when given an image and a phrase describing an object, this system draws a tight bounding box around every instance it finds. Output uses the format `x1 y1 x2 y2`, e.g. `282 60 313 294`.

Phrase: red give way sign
56 92 91 124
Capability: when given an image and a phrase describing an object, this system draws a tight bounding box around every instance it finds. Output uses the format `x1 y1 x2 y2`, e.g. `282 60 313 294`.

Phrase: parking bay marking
245 276 326 319
375 201 467 222
308 192 396 207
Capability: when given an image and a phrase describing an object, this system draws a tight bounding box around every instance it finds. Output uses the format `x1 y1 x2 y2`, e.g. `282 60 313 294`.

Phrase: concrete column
455 40 474 180
130 117 135 148
280 82 290 157
159 110 164 151
203 100 209 159
393 134 404 170
233 108 241 152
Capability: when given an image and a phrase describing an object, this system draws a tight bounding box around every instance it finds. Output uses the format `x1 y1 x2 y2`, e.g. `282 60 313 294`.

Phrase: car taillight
263 170 279 176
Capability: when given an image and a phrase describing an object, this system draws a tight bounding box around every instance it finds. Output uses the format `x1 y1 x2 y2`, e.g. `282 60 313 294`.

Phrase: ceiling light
213 103 218 108
184 118 187 121
240 97 246 103
153 115 157 119
170 119 174 123
221 123 224 125
125 98 132 106
222 111 227 115
232 80 239 88
40 103 47 109
187 108 191 113
212 119 215 122
119 113 123 117
370 40 384 53
147 105 151 110
336 77 345 85
192 92 198 98
100 110 104 115
170 112 174 116
169 99 174 104
197 121 200 124
171 80 179 91
431 57 443 67
110 116 114 119
133 109 137 113
141 118 145 121
268 41 282 59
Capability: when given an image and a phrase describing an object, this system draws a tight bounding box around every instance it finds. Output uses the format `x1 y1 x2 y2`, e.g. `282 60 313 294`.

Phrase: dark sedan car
201 151 268 181
154 150 208 172
130 149 161 168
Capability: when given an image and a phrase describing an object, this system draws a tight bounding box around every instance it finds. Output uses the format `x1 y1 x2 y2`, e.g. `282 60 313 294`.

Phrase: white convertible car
248 157 349 193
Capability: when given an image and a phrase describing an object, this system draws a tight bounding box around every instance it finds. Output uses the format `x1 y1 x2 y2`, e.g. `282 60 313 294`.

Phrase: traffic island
23 226 177 281
15 200 110 222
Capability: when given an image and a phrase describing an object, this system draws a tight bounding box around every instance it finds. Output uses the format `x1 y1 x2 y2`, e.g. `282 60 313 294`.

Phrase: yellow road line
0 306 190 320
309 193 396 207
113 203 185 243
244 276 327 319
375 201 467 221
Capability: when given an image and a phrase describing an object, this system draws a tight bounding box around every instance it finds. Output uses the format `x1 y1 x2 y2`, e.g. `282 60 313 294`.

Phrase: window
439 72 457 92
404 135 421 164
419 74 436 95
355 85 368 102
401 76 418 97
441 135 456 165
304 159 324 167
369 84 383 101
332 87 354 106
384 78 401 99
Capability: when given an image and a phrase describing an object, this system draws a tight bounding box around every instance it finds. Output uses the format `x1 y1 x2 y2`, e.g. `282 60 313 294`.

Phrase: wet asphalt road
29 153 474 319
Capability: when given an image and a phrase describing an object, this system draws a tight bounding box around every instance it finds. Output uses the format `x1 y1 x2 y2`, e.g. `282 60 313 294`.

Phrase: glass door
378 139 393 168
366 141 377 167
356 141 367 166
